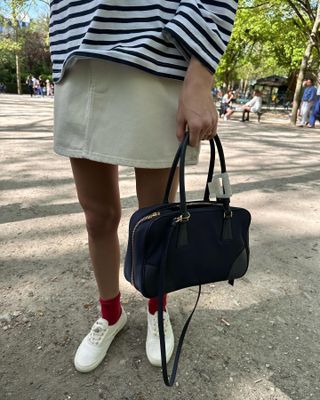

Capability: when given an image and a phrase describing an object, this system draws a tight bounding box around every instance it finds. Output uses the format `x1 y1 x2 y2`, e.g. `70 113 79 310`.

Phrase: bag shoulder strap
157 222 201 387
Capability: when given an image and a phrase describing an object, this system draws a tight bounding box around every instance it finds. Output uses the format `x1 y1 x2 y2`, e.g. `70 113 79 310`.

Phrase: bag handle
164 132 231 218
162 132 217 204
162 139 184 204
157 221 201 387
204 138 216 202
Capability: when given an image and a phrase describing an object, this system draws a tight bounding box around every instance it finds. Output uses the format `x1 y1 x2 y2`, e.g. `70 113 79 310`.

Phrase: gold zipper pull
146 211 160 220
173 212 191 224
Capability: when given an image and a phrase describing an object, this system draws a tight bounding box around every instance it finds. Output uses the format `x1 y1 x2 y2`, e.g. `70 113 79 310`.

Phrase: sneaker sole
146 341 175 367
74 312 127 373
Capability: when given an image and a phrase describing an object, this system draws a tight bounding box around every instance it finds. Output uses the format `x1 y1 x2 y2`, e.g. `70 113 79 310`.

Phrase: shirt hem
54 52 187 84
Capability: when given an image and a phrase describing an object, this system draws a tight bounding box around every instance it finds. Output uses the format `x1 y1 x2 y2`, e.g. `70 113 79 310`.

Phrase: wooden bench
245 110 263 122
217 105 263 122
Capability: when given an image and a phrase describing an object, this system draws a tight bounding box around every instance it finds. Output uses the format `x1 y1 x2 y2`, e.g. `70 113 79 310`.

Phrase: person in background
38 76 45 97
221 90 235 121
0 82 6 93
297 80 307 118
33 77 40 96
298 78 317 127
26 75 34 97
241 90 263 122
46 79 53 96
216 89 224 102
307 79 320 128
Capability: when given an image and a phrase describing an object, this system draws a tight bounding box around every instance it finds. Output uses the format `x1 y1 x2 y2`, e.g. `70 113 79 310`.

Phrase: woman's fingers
176 86 219 145
188 121 203 147
200 110 218 141
187 117 217 145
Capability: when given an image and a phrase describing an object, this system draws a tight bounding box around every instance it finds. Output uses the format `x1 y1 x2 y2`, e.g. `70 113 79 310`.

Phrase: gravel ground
0 94 320 400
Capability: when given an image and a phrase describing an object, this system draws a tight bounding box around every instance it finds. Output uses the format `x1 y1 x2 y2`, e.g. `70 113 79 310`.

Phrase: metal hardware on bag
131 211 161 285
145 212 161 220
224 210 233 219
222 209 233 240
173 212 191 224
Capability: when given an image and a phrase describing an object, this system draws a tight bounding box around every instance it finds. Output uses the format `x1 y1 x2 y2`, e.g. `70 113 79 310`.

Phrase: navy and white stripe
50 0 238 83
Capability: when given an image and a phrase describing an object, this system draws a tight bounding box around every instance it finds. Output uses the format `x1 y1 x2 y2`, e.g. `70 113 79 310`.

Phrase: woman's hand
176 56 218 147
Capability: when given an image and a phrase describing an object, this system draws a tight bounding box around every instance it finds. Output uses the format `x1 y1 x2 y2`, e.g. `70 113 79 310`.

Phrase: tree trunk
291 2 320 125
12 5 22 95
243 79 248 96
240 79 244 93
16 53 22 95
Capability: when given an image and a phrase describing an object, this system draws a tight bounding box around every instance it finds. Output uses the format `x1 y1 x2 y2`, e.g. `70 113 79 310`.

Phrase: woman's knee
82 204 121 238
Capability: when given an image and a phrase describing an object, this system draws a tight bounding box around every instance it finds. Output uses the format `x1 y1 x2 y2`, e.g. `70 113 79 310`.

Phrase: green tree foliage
22 16 51 77
0 37 17 86
216 0 320 87
0 0 50 93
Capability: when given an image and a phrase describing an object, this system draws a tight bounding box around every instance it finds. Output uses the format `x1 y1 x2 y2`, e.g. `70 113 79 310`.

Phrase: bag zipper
131 211 161 285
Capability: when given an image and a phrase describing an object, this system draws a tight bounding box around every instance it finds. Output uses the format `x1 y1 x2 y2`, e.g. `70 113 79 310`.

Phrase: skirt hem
54 145 199 169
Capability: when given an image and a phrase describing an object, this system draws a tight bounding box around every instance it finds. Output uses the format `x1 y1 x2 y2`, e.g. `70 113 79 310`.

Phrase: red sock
99 293 121 325
148 294 167 315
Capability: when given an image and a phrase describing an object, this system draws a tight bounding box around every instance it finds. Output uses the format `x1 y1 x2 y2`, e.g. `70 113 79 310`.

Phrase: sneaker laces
88 320 108 346
150 312 169 337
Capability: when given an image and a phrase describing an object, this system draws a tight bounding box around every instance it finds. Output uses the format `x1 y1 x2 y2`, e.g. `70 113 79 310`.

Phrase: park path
0 94 320 400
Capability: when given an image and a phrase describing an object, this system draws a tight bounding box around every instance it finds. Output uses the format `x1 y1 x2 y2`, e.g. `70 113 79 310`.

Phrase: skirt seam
83 61 95 150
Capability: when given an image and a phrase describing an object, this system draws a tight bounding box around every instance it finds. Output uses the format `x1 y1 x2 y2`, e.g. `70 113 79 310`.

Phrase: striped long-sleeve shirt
49 0 238 83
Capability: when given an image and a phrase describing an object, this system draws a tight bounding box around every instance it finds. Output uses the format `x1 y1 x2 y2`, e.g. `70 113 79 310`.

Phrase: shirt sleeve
246 98 256 107
304 88 311 101
162 0 238 74
305 87 317 102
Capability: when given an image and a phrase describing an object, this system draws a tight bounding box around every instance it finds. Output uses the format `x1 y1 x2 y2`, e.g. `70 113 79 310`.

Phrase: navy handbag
124 132 251 386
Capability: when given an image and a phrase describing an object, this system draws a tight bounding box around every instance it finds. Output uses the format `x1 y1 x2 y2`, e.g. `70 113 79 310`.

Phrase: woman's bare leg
70 158 121 300
135 167 179 208
226 109 234 120
242 106 251 121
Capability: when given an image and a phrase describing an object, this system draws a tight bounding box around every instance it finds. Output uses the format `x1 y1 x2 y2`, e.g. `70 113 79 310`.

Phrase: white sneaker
146 309 174 367
74 309 127 372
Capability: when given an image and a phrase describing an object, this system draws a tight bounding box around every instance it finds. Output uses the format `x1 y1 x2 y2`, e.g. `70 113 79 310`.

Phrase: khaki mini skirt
53 58 200 168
